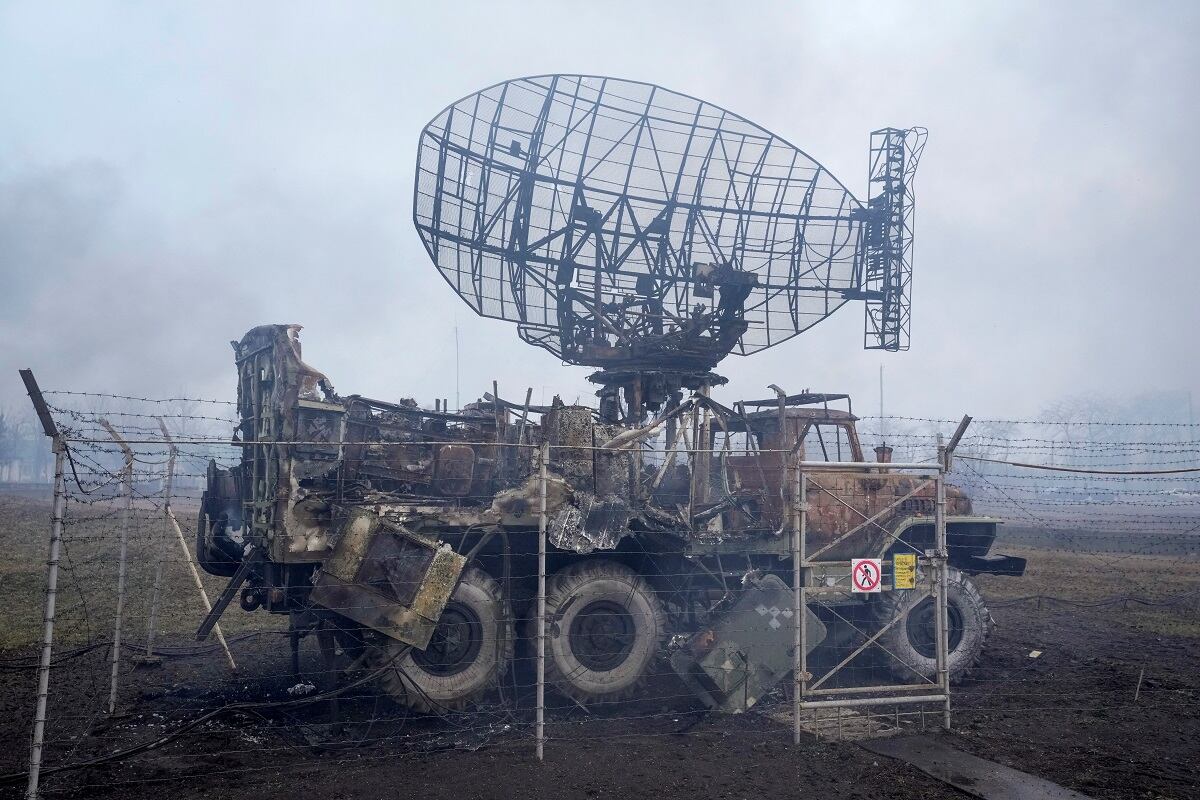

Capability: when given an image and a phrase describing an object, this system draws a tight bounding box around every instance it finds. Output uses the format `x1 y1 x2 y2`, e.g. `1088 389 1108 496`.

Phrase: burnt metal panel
310 508 466 648
671 574 826 713
433 444 477 496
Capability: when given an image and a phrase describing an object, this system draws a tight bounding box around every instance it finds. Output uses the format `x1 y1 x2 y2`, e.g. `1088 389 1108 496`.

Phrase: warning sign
851 558 882 593
893 553 917 590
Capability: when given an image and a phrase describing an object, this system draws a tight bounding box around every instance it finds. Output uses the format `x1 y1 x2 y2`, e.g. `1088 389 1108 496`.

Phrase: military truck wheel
874 568 991 684
371 567 513 714
534 560 666 705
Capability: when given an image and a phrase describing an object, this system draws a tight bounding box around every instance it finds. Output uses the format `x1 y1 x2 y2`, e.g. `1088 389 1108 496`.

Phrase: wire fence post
142 419 176 662
20 369 62 800
791 454 803 745
158 423 237 671
536 439 549 761
26 438 66 800
166 508 238 669
99 420 133 715
935 447 951 730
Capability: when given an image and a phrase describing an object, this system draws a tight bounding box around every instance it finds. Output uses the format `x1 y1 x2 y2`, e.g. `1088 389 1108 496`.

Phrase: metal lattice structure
414 74 924 379
861 128 927 351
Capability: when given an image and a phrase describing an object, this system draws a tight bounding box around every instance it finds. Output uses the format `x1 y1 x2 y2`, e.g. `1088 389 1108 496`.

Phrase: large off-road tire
371 567 513 714
874 568 991 684
532 560 666 705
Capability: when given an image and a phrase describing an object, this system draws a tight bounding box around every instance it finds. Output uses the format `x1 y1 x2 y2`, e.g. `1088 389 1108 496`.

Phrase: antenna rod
455 324 460 412
879 365 885 443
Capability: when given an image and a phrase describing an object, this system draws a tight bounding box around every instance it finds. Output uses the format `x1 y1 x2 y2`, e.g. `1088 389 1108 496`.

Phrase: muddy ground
0 494 1197 799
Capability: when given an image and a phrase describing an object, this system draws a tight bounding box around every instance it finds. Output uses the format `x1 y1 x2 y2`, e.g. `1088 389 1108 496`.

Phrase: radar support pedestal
589 368 726 425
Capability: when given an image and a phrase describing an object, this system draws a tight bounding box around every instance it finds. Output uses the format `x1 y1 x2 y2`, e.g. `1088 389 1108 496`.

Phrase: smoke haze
2 1 1197 422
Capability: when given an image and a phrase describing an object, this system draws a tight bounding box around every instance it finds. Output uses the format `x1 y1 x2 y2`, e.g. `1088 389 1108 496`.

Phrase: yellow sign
893 553 917 589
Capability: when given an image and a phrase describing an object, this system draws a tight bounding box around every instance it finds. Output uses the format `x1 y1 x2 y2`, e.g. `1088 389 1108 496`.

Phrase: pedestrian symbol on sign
851 558 882 593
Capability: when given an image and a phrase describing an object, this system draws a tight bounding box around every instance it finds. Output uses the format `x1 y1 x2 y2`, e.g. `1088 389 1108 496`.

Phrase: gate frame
790 454 958 742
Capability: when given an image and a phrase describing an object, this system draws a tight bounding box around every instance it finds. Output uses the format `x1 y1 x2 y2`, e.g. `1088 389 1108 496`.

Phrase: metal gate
789 450 956 741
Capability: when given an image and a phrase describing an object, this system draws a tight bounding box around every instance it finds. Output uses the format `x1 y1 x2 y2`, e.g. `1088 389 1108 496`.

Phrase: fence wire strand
2 394 1197 799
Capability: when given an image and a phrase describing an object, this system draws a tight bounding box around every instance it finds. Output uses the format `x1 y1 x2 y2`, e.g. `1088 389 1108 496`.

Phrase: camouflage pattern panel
671 574 826 713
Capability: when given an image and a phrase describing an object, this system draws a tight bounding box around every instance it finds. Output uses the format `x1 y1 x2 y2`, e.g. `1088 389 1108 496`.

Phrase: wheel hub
905 596 964 659
569 600 636 671
412 602 483 676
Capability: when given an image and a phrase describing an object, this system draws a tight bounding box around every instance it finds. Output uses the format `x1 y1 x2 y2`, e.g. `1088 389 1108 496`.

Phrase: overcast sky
2 1 1197 424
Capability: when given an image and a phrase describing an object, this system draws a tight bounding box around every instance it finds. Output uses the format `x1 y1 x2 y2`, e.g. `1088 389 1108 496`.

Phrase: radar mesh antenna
862 127 927 351
413 75 926 417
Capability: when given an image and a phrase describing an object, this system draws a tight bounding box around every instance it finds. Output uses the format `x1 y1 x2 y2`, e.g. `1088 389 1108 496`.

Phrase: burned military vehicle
196 324 1022 712
197 75 1025 713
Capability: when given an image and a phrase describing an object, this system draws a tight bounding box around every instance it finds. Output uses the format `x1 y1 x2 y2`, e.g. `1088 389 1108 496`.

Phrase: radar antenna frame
413 75 925 422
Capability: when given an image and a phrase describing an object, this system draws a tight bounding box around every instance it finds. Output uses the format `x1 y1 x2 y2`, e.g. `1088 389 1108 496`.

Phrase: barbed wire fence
2 376 1198 798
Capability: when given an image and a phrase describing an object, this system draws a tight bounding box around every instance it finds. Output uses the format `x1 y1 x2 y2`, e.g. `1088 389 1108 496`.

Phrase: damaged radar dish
413 74 927 393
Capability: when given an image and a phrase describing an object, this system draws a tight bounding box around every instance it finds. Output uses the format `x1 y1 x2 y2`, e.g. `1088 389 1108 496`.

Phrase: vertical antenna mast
879 364 886 443
863 127 927 352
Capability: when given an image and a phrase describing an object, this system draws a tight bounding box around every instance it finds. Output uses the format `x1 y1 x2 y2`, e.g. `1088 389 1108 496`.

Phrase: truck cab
691 395 1015 575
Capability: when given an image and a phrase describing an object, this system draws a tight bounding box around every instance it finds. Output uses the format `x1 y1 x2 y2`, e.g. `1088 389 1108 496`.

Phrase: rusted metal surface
217 328 986 560
200 325 1006 699
212 326 994 570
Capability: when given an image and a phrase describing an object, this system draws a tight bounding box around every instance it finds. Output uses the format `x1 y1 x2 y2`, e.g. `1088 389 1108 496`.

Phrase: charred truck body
197 324 1022 712
198 75 1026 713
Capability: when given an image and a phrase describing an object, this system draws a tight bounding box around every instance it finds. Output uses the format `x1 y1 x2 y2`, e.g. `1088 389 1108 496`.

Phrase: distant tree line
0 409 52 483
